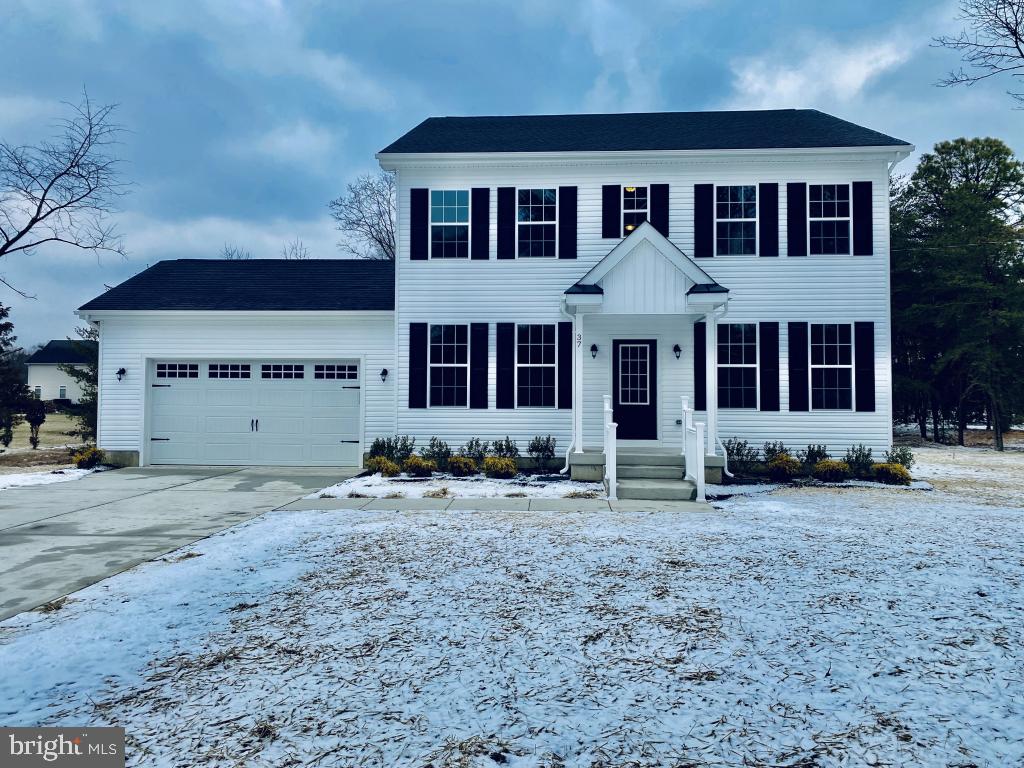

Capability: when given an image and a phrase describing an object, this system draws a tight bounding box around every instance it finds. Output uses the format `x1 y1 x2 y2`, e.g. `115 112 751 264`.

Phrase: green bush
365 456 400 477
884 445 915 470
873 462 912 485
369 435 417 463
767 454 801 483
491 437 520 460
402 455 437 477
527 434 557 473
448 456 478 477
457 437 489 464
844 444 874 479
420 437 452 471
24 399 46 450
483 456 517 479
798 444 830 467
762 441 789 464
812 459 850 482
722 438 759 474
72 446 105 469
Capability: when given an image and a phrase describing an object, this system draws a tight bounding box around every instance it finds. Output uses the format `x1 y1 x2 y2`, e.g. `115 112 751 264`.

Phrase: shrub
402 455 437 477
457 437 489 464
368 435 416 463
722 438 759 474
72 446 104 469
797 444 830 467
527 434 557 473
884 445 915 470
762 441 789 464
844 444 874 479
365 456 400 477
420 437 452 471
448 456 478 477
482 456 517 479
873 462 912 485
24 399 46 450
767 454 801 483
812 459 850 482
491 436 520 460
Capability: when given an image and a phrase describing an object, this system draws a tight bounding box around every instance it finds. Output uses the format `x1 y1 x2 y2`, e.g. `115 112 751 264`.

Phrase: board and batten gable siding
392 151 894 452
94 313 395 456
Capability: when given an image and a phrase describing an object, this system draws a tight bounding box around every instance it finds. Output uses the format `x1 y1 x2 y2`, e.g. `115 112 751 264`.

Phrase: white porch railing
680 397 706 502
602 394 617 501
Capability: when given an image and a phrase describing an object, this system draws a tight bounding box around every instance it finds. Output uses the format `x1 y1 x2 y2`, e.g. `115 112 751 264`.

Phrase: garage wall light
380 368 389 383
673 344 681 359
590 344 598 359
116 367 126 381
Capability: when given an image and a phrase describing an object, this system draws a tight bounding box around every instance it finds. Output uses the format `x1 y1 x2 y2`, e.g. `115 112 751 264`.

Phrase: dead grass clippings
563 489 600 499
38 597 69 613
424 487 451 499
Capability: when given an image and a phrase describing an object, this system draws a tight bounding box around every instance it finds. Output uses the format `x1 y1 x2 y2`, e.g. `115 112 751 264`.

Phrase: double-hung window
622 186 648 235
516 324 556 407
717 324 757 408
810 323 852 409
429 324 468 407
430 190 469 259
715 185 757 255
517 189 557 257
809 184 850 255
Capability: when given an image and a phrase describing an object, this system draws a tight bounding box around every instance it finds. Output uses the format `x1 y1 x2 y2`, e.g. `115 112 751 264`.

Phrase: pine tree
0 304 29 448
59 325 99 443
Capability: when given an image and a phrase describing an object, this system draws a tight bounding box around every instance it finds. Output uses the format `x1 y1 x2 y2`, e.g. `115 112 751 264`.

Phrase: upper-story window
622 186 647 235
716 185 757 255
430 190 469 259
517 189 557 257
809 184 850 255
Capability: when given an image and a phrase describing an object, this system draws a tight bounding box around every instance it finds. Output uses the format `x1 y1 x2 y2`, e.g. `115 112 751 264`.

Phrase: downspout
559 297 575 474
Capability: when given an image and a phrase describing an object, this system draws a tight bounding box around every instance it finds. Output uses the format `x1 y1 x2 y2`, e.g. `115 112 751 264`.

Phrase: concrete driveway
0 466 358 620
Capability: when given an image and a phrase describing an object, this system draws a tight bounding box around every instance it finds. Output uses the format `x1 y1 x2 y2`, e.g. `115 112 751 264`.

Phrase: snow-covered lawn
0 467 93 490
1 446 1022 766
314 472 603 499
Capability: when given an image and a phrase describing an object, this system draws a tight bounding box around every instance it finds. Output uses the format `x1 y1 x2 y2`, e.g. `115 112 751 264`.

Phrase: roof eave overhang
75 309 396 320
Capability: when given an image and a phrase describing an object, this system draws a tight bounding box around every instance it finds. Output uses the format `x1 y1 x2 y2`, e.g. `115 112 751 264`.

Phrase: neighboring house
25 339 97 403
77 109 912 495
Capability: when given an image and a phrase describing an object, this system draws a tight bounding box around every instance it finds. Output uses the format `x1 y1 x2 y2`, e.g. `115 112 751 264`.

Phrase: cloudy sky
1 0 1020 347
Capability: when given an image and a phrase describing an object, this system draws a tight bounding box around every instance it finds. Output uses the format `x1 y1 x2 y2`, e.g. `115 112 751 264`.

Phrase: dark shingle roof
79 259 395 312
26 339 98 365
379 109 910 154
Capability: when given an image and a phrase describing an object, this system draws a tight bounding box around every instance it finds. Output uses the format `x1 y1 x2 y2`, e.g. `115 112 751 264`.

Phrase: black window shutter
852 181 873 256
759 183 779 257
469 323 488 408
650 183 669 237
759 322 780 411
694 321 706 410
693 184 713 258
557 321 572 409
408 322 428 408
788 322 809 411
497 187 515 259
471 188 490 260
496 322 515 408
854 321 875 412
787 183 807 257
410 189 428 261
558 186 577 259
601 184 620 238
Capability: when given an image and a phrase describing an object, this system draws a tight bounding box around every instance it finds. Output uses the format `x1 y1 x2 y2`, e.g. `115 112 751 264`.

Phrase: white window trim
514 323 558 409
428 323 470 409
808 322 855 411
716 322 759 410
514 187 558 259
714 184 759 257
429 189 472 260
807 182 852 256
621 184 649 237
617 342 651 406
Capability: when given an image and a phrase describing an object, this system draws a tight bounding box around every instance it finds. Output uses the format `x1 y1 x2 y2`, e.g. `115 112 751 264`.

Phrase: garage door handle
255 419 259 432
151 437 170 442
251 418 254 432
340 440 359 444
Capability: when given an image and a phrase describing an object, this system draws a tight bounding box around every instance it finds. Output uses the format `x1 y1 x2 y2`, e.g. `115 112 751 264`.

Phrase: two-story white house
78 109 912 499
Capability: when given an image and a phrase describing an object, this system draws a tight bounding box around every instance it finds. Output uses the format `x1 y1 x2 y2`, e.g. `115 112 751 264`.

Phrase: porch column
573 312 584 454
705 312 717 455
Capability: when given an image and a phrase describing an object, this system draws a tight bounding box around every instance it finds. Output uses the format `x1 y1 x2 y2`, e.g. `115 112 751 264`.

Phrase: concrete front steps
614 451 697 501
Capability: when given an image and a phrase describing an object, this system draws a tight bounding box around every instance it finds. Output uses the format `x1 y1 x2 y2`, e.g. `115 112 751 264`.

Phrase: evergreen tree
59 325 99 443
0 304 29 448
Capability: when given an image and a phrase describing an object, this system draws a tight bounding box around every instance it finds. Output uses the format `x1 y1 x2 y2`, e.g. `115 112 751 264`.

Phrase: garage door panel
207 388 255 406
257 417 306 436
205 416 254 435
311 415 359 435
256 388 308 407
152 387 202 406
151 415 200 433
311 389 360 407
205 441 255 463
309 442 360 465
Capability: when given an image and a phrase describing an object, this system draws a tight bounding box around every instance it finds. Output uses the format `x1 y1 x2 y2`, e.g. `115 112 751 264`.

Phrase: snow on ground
0 467 93 490
1 445 1022 766
313 472 603 499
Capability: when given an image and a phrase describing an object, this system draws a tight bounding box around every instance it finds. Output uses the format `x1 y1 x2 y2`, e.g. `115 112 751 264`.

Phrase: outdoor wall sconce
590 344 599 359
673 344 682 359
380 368 389 383
116 367 126 381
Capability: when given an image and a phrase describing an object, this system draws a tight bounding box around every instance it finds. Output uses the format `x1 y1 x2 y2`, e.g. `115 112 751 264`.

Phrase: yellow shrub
365 456 400 477
72 446 105 469
767 454 801 483
482 456 517 479
872 462 912 485
447 456 478 477
812 459 851 482
402 455 437 477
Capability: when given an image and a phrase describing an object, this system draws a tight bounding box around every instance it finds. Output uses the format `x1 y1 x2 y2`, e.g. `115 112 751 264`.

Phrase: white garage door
147 359 362 466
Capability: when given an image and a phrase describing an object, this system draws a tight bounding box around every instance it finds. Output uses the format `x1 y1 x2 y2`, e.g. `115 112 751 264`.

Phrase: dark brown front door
612 339 657 440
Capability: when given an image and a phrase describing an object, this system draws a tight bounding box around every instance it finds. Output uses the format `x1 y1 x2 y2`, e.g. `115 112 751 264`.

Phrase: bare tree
936 0 1024 104
328 171 396 259
281 237 311 260
221 243 253 260
0 90 127 295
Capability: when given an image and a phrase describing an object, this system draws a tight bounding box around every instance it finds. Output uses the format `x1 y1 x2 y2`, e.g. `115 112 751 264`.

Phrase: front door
612 339 657 440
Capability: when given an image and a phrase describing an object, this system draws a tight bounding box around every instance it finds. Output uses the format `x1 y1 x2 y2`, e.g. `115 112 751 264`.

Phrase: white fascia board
75 309 395 321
